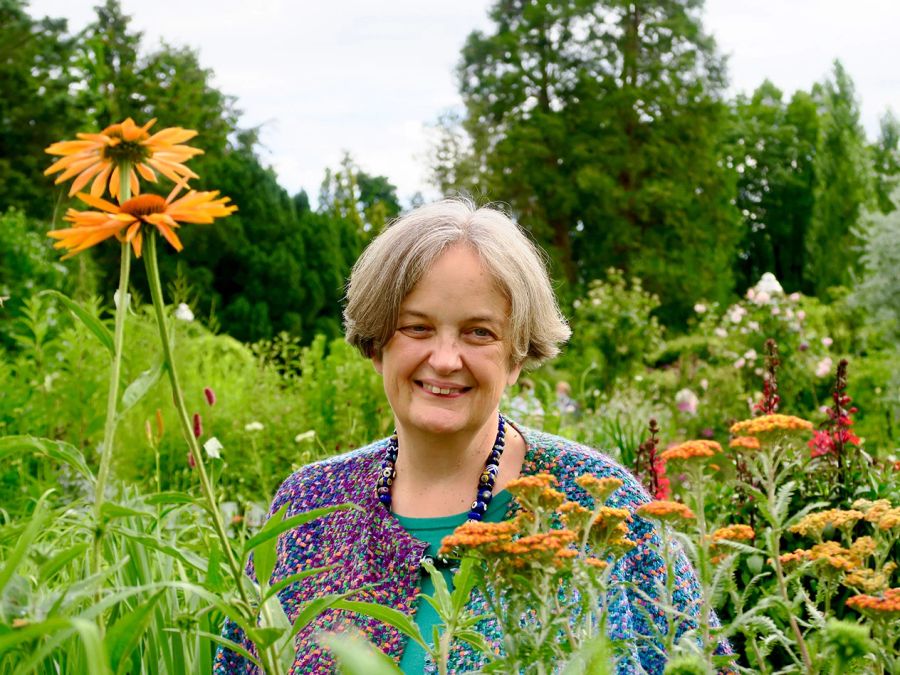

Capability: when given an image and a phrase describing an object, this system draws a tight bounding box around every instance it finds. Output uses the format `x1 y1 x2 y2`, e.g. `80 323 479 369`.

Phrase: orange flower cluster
729 414 813 436
438 518 523 557
500 530 580 570
45 118 202 199
635 500 695 522
844 564 898 594
574 475 623 503
789 509 865 539
852 499 900 531
779 539 872 572
729 436 760 450
711 524 755 542
557 501 592 534
506 474 563 512
659 440 721 462
585 557 608 570
846 588 900 616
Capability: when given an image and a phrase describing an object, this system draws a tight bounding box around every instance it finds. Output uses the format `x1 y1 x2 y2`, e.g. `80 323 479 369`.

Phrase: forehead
399 245 510 319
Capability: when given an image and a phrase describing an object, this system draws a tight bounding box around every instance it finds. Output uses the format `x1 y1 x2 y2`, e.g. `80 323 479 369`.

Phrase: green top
394 490 513 673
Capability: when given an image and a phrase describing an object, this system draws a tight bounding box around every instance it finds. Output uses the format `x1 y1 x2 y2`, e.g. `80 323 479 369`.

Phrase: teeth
425 384 458 395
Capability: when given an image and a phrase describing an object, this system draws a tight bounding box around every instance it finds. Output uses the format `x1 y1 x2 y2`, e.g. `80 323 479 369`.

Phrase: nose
428 332 462 374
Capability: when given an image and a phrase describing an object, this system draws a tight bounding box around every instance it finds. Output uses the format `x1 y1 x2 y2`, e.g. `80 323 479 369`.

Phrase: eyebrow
399 308 502 325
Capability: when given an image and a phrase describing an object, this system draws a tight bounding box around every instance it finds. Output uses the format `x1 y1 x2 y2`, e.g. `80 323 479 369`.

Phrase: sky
27 0 900 205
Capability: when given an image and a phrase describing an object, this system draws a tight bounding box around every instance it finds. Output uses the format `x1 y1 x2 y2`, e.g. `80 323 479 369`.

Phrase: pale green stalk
92 163 132 626
142 232 275 673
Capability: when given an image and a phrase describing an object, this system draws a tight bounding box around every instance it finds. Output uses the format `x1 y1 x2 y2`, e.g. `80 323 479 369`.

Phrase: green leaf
106 590 165 674
420 560 452 618
0 490 52 595
450 557 479 616
144 491 199 506
100 502 152 521
194 631 262 669
38 542 89 582
119 356 166 417
332 600 427 650
114 530 206 572
39 289 114 356
242 503 359 567
263 565 337 602
318 632 403 675
206 541 227 594
0 436 93 483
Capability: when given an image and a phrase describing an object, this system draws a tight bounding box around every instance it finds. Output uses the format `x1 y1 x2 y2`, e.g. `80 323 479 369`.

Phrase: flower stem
92 164 132 624
142 233 252 611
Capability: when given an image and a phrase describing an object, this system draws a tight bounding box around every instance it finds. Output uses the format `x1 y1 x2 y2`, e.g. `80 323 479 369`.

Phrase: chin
406 407 473 436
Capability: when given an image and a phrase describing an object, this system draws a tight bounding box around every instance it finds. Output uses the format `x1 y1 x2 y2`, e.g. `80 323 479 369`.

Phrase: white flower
771 306 780 315
748 321 760 332
754 291 771 305
815 356 833 378
754 272 784 296
694 303 707 314
203 436 223 459
714 327 728 338
244 421 264 432
634 375 644 382
294 430 316 443
727 305 747 323
789 292 801 302
591 298 601 306
734 357 746 369
174 303 194 322
700 378 709 391
675 388 699 416
743 349 757 361
113 289 131 311
822 336 833 348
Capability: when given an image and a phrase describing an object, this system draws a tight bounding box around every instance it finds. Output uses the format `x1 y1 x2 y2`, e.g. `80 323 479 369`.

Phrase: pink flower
675 388 699 416
815 357 833 378
789 292 801 302
822 336 833 348
797 310 806 321
734 357 746 369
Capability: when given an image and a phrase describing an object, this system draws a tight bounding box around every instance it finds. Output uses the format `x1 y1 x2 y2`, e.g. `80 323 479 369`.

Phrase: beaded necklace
375 413 507 521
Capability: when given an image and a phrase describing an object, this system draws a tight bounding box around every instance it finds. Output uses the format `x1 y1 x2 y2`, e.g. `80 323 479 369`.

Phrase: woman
215 199 725 674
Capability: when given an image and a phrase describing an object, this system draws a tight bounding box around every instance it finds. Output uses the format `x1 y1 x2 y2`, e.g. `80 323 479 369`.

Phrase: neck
394 415 499 489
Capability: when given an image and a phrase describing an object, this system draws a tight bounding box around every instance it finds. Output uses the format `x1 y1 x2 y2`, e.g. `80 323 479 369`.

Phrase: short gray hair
343 198 571 369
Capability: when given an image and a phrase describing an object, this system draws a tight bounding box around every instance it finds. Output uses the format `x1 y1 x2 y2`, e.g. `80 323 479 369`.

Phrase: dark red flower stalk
634 419 670 499
753 338 780 416
808 359 859 470
204 386 216 406
192 412 203 439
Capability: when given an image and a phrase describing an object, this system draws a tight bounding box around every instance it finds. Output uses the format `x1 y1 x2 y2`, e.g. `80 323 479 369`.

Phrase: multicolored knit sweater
214 425 732 674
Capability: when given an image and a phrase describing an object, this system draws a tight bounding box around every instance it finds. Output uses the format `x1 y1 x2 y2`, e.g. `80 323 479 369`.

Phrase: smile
418 381 470 396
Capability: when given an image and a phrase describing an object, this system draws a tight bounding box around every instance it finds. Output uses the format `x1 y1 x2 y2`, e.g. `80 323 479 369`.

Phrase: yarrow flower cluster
789 509 866 539
635 500 695 522
659 439 721 462
845 588 900 617
729 414 813 436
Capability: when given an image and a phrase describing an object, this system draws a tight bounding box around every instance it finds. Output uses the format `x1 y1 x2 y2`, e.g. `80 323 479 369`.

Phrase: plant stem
142 234 255 623
92 164 132 625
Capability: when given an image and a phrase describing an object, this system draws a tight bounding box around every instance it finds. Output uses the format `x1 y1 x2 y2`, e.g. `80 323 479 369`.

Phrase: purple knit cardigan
214 425 733 674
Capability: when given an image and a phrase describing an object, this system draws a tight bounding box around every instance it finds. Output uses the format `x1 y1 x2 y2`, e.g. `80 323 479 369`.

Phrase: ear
506 362 523 387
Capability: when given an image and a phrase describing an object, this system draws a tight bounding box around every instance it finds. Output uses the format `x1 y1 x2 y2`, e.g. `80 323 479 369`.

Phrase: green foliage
806 61 873 295
726 82 819 292
443 0 742 324
561 269 663 390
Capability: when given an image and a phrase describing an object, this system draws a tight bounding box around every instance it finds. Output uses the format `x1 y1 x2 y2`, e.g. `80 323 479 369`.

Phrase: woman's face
373 244 522 438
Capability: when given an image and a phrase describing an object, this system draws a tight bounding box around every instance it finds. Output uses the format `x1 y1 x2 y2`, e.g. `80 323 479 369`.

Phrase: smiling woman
214 198 731 674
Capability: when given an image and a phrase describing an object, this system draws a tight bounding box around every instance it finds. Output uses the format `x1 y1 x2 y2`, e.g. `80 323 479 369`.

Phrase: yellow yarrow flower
659 440 721 462
729 414 813 436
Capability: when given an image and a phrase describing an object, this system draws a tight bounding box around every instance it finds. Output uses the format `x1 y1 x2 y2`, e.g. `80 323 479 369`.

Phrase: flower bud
204 387 216 406
192 412 203 439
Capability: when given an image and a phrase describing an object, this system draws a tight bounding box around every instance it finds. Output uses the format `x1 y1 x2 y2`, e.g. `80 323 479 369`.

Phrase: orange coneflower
47 183 236 259
45 118 203 199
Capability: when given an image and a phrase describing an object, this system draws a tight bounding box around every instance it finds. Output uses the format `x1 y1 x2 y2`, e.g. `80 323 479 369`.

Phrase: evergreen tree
0 0 85 218
728 82 818 292
805 61 872 295
870 110 899 215
446 0 741 323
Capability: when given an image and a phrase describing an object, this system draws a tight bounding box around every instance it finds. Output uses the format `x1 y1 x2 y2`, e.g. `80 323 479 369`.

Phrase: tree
727 82 818 292
0 0 85 218
805 61 872 295
445 0 741 324
870 110 899 215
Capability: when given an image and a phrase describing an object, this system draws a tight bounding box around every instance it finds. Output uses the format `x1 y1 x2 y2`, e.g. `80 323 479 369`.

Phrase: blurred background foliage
1 0 898 509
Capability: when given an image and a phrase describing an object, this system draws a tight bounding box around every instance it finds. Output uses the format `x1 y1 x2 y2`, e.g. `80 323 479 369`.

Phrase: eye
469 327 496 340
400 324 431 337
